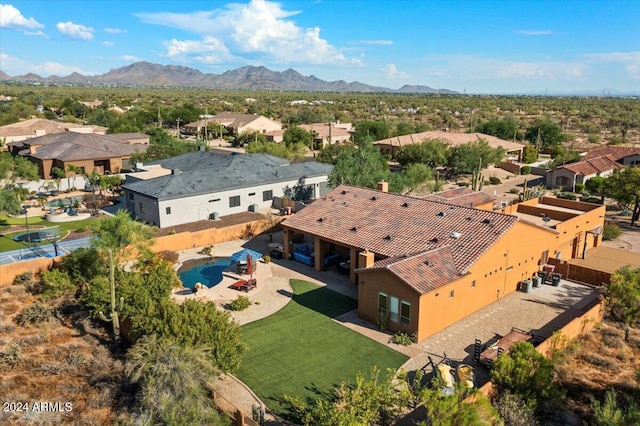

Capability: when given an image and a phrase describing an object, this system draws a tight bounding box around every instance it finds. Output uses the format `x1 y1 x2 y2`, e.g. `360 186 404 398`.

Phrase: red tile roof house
581 146 640 166
281 183 604 342
545 155 624 192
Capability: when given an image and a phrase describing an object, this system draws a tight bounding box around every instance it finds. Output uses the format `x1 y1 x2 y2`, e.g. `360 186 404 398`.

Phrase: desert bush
602 224 622 241
520 166 532 175
492 391 539 426
489 176 502 185
17 334 47 346
590 389 640 426
15 302 52 327
510 188 520 194
40 269 76 300
580 195 603 204
391 332 413 346
230 295 252 311
556 192 577 200
262 254 271 264
458 181 470 187
157 250 179 264
0 343 22 370
12 271 33 286
580 353 619 371
574 183 585 194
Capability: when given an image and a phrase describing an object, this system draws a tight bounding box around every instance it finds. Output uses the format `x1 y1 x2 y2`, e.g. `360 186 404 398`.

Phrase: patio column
283 228 292 260
349 247 357 284
314 236 324 271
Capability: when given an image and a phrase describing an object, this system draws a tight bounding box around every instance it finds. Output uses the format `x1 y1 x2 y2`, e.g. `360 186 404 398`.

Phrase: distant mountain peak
0 61 457 94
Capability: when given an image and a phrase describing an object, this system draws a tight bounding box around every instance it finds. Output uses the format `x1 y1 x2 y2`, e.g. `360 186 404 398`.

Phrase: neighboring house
298 122 353 148
546 155 623 191
182 112 282 138
373 131 524 162
7 132 148 179
122 151 333 228
80 99 103 108
0 118 107 144
581 146 640 166
281 184 604 342
421 187 495 211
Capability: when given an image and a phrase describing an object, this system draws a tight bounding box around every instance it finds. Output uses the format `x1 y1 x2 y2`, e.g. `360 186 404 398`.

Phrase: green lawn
0 213 98 252
235 279 409 417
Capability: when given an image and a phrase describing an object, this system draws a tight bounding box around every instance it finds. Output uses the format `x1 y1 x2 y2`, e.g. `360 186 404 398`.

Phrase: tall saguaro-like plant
98 249 123 344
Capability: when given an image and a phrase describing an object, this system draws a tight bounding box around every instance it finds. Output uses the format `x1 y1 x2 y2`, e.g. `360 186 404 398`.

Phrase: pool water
178 257 233 289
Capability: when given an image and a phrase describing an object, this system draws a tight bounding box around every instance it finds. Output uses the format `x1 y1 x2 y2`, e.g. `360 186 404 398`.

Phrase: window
263 190 273 201
139 202 146 214
471 280 476 288
389 296 399 323
248 192 256 196
166 207 171 215
378 292 388 318
400 301 410 326
128 192 134 200
229 195 240 208
449 290 455 298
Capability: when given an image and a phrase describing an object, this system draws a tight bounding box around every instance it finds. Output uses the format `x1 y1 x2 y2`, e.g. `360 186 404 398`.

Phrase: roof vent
482 218 491 224
449 206 455 209
317 218 324 223
402 202 409 208
424 259 432 267
383 235 392 241
451 232 462 239
350 227 357 232
437 211 446 217
341 190 347 195
466 216 472 221
429 237 439 243
371 196 377 201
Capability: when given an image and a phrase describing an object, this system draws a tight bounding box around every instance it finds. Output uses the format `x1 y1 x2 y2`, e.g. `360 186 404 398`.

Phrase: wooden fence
548 258 611 286
213 390 260 426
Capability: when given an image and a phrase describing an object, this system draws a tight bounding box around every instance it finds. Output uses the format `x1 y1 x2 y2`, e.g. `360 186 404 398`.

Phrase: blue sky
1 0 639 94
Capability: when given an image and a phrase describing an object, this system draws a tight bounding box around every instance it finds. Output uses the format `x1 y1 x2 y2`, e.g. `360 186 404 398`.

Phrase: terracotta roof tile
358 247 462 294
372 131 524 152
582 146 640 162
422 187 495 208
282 185 518 273
559 155 623 175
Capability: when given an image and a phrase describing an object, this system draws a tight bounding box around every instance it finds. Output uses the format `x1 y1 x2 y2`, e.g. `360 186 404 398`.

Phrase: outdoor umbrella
246 253 253 278
230 248 263 262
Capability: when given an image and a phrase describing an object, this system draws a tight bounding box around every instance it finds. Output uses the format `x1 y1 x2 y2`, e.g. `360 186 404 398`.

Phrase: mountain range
0 61 457 94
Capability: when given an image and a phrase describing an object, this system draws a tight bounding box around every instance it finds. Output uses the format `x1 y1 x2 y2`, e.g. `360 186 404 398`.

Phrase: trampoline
13 230 58 243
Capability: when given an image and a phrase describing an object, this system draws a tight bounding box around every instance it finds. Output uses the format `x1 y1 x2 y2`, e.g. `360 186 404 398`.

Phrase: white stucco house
122 151 334 228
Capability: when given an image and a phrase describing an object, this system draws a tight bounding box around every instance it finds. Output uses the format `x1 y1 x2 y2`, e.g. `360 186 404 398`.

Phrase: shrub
580 196 603 204
520 166 532 175
0 343 22 370
510 188 521 194
262 255 271 264
587 134 601 144
489 176 502 185
391 332 413 346
40 269 76 300
157 250 179 264
556 192 577 200
12 271 33 286
458 181 470 187
230 295 252 311
522 145 538 164
602 224 622 241
574 183 585 194
15 302 52 326
492 391 538 426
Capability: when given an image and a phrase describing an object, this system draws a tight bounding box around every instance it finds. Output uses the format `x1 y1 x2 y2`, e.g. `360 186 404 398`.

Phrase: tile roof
184 112 281 128
14 132 147 161
299 123 352 139
422 187 495 208
123 152 333 200
373 131 525 152
558 155 623 176
582 146 640 162
0 118 94 137
357 247 463 294
282 185 518 273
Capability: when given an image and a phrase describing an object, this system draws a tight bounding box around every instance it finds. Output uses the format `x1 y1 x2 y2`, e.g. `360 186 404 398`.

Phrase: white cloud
584 51 640 79
0 53 93 76
516 30 554 36
0 4 43 29
57 21 94 40
118 55 140 61
24 30 49 39
102 41 114 47
104 27 126 34
384 64 409 80
136 0 353 66
361 40 393 45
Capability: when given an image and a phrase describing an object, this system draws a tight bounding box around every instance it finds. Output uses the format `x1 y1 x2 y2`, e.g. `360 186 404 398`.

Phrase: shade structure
230 248 263 262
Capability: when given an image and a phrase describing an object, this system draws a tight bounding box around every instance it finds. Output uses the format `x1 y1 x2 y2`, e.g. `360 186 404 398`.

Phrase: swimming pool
178 257 233 289
45 195 86 208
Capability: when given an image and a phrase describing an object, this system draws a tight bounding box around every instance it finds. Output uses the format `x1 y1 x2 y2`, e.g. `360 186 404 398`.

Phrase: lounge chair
230 278 257 292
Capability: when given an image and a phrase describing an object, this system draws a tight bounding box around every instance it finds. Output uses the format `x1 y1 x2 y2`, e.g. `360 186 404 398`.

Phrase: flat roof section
535 203 586 215
570 246 640 274
512 212 561 228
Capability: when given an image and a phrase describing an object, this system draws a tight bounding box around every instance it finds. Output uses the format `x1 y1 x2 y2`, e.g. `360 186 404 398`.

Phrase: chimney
30 145 37 154
377 180 388 193
358 250 375 269
171 168 181 175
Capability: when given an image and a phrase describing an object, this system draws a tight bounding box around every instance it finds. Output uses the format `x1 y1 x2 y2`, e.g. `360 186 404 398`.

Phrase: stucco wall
0 256 59 287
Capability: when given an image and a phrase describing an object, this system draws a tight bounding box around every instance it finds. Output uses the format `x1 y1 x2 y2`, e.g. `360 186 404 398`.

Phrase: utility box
522 279 533 293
